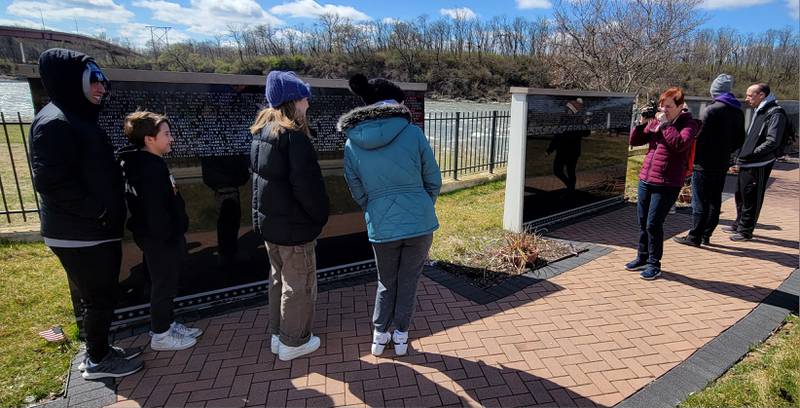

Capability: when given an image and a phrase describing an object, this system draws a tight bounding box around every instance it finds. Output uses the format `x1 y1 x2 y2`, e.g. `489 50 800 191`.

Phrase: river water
0 80 35 121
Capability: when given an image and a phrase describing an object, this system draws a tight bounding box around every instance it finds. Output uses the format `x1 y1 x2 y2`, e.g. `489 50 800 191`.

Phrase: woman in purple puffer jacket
626 87 700 280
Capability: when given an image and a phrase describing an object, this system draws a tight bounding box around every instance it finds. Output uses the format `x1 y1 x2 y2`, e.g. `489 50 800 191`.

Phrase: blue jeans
637 181 680 268
688 170 727 242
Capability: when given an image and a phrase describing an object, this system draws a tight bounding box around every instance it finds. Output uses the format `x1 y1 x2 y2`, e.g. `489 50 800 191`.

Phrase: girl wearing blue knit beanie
250 71 330 361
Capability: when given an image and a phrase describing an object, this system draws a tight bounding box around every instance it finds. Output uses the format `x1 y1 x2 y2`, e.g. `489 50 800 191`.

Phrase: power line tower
146 25 171 61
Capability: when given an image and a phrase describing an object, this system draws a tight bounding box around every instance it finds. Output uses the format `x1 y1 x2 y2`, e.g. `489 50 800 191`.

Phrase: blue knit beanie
265 71 311 108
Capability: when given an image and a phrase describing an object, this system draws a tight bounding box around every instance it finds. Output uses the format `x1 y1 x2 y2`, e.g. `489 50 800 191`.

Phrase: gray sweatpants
372 234 433 333
266 240 318 347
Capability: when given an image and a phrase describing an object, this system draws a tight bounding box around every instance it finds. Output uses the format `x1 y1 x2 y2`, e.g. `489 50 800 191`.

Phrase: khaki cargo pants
265 240 318 347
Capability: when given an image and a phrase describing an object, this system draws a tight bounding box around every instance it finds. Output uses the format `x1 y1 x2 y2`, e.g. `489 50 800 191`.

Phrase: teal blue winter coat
338 103 441 243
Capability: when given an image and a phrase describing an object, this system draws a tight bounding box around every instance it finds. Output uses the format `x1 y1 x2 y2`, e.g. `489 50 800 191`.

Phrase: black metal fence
0 112 39 227
424 110 511 180
0 110 511 225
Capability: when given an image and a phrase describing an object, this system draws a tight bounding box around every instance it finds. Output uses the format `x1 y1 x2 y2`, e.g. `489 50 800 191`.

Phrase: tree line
2 0 798 101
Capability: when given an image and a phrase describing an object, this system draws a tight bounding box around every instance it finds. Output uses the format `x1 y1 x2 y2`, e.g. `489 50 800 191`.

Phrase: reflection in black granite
28 76 424 326
524 94 633 224
546 99 590 192
201 155 250 267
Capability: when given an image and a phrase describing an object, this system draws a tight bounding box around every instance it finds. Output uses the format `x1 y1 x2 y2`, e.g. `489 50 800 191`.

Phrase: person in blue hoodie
338 74 442 357
673 74 745 247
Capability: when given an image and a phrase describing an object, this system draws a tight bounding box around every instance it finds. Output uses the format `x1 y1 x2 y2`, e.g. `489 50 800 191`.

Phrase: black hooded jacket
29 48 126 240
117 145 188 244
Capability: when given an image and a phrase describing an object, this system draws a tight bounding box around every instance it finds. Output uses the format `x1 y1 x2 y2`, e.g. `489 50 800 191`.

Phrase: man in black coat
727 83 788 241
674 74 745 247
29 49 143 379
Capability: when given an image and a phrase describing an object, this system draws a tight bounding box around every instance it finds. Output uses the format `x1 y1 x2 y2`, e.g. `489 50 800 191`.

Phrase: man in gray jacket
727 83 788 241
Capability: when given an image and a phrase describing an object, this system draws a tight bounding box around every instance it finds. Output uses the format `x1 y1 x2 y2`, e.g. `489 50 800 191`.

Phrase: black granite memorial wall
24 68 426 327
523 93 633 227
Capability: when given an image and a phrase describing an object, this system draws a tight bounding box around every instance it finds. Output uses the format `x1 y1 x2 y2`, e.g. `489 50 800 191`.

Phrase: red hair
659 87 685 107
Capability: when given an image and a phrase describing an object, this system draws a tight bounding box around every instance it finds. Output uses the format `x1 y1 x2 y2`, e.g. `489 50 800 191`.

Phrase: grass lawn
681 314 800 408
430 179 506 262
0 240 79 408
0 122 28 145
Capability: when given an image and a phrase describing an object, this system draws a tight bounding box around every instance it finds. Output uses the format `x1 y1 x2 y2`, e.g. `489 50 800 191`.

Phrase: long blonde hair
250 101 310 138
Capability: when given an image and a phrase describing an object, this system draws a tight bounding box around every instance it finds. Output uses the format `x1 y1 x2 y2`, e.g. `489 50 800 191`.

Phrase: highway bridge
0 26 140 60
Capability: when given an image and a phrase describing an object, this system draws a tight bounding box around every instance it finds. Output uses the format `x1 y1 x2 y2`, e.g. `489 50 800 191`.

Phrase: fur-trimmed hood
337 103 412 150
337 103 412 131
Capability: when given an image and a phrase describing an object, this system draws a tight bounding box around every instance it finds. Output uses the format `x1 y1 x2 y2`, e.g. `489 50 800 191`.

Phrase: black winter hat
348 74 405 105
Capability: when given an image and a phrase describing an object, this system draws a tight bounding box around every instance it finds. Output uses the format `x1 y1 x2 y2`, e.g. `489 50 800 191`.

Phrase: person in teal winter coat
338 74 442 357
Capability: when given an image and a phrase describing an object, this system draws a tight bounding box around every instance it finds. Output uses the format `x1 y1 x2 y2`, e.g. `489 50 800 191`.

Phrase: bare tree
550 0 706 93
226 24 248 64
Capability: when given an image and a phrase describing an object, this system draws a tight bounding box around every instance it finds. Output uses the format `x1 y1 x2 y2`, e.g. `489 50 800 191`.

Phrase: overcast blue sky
0 0 797 47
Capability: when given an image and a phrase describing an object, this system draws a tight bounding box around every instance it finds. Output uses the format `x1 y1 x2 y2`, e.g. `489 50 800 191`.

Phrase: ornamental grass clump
488 232 541 274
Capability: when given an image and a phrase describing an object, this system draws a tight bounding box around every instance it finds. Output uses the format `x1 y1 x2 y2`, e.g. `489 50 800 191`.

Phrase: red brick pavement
108 165 798 408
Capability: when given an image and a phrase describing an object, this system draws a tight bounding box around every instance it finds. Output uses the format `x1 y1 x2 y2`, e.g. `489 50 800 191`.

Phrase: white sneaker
392 330 409 356
150 330 197 351
171 321 203 338
271 334 280 354
278 336 320 361
371 330 391 356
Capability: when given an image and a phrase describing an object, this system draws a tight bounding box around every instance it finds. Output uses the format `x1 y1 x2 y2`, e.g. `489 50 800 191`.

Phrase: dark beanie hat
348 74 405 105
265 71 311 108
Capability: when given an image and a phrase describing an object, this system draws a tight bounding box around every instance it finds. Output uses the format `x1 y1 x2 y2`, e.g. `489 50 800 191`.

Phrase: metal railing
0 112 39 226
424 110 511 180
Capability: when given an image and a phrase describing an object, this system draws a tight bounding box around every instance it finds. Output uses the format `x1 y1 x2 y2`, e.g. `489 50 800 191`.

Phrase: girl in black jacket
250 71 329 361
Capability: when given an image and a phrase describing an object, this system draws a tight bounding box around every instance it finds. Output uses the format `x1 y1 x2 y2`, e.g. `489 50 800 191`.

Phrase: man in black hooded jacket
29 48 143 379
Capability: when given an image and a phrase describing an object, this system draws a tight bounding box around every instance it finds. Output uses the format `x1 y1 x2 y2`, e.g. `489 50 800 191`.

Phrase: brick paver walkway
107 164 798 408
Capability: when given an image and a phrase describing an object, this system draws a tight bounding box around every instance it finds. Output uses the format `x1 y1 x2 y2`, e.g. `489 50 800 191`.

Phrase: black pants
51 241 121 362
736 163 774 237
215 188 241 259
137 236 186 334
688 169 727 242
553 152 579 191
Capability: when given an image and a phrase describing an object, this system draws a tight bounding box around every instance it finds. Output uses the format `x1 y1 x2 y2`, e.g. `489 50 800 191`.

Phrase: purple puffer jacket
630 111 700 187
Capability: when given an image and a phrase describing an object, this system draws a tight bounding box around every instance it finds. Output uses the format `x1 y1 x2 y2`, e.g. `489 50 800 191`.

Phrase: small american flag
38 325 66 342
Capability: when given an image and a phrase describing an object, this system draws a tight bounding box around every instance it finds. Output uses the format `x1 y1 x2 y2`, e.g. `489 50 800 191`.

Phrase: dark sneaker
79 345 144 371
640 266 662 280
730 233 752 242
625 258 648 271
702 237 710 246
673 235 700 247
82 353 143 380
721 225 738 234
